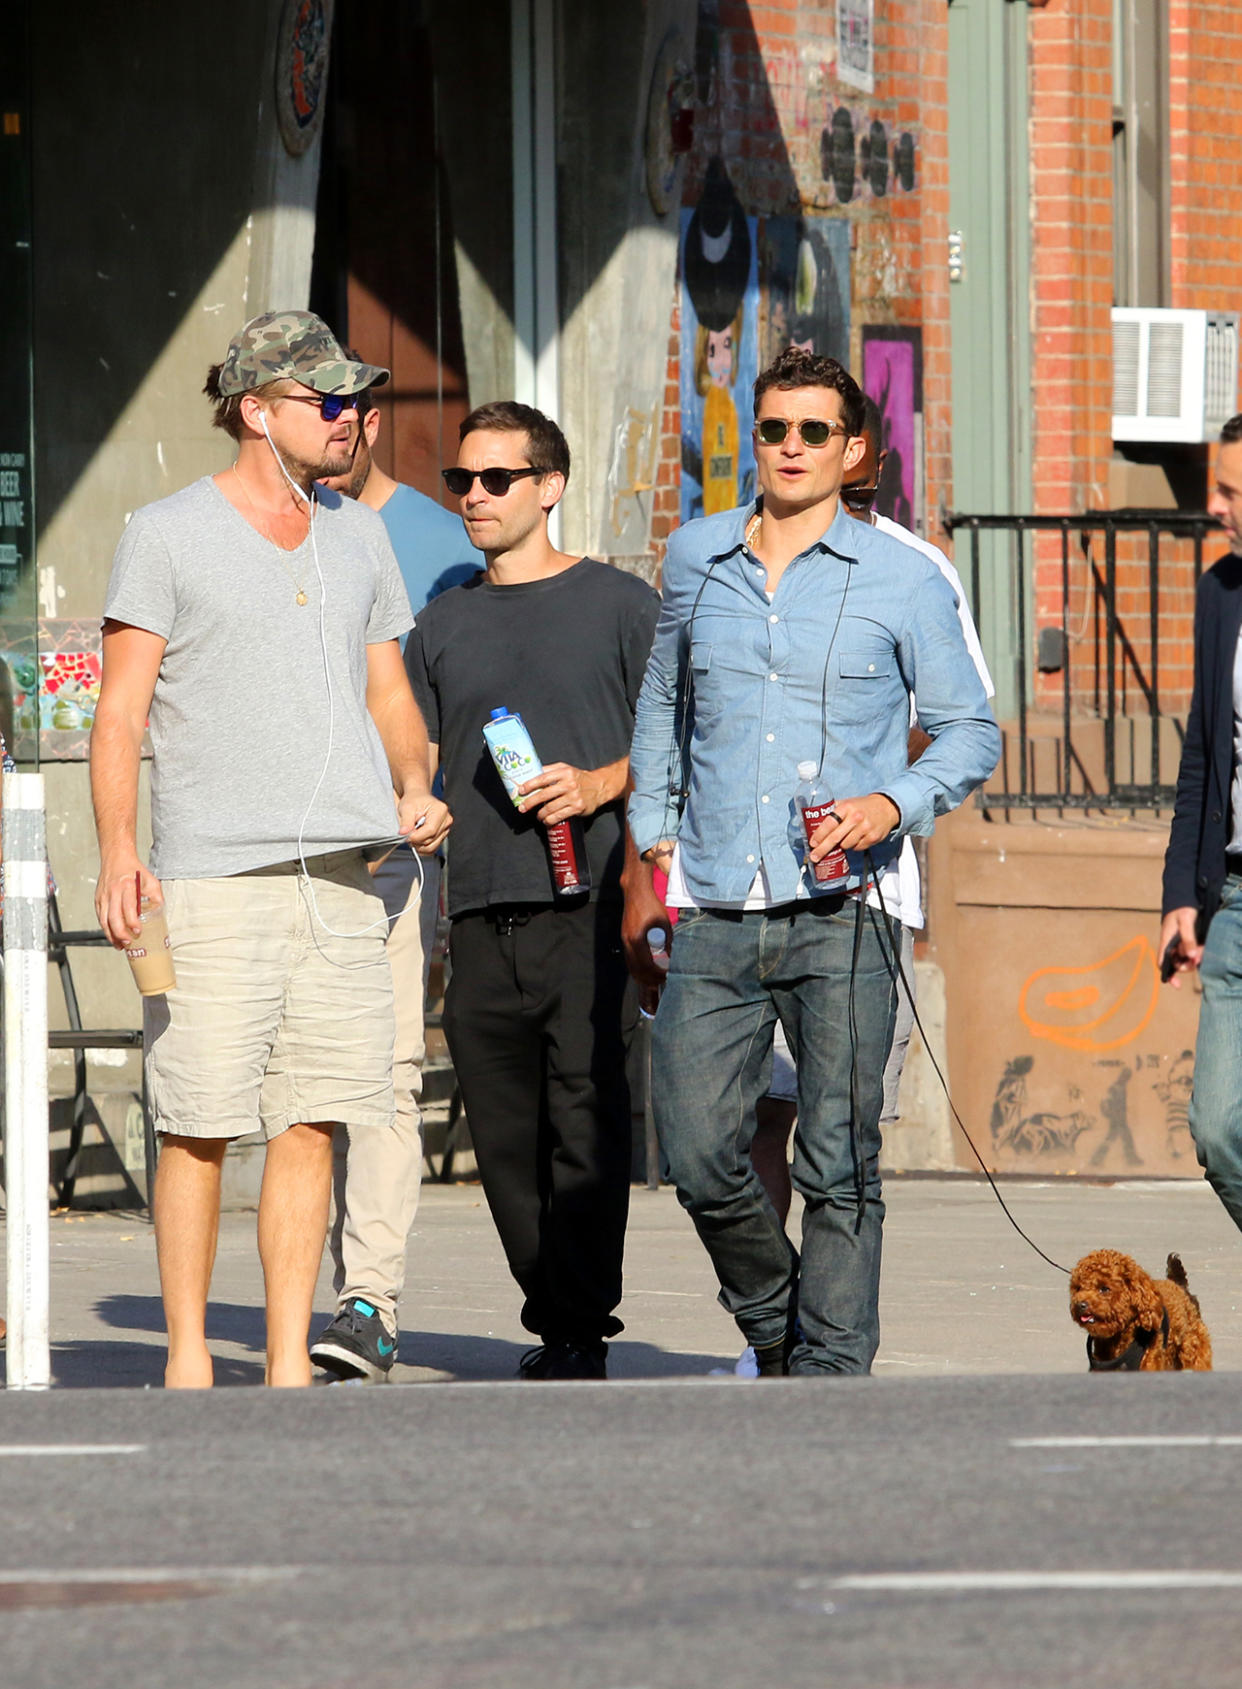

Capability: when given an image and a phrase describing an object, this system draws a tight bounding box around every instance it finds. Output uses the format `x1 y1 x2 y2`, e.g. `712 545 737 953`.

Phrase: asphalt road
1 1375 1240 1688
5 1177 1242 1686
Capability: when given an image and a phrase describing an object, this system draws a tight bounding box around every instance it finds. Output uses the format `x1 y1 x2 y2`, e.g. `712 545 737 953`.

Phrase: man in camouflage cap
215 310 389 397
91 309 450 1390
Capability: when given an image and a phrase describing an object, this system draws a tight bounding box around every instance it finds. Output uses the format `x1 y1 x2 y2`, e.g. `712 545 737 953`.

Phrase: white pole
512 0 561 546
511 0 536 409
4 770 50 1390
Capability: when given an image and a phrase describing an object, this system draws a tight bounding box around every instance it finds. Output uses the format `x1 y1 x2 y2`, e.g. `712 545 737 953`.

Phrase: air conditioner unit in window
1111 308 1239 443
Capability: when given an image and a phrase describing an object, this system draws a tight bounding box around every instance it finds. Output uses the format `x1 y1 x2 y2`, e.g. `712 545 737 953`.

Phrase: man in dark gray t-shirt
92 311 450 1391
407 401 659 1380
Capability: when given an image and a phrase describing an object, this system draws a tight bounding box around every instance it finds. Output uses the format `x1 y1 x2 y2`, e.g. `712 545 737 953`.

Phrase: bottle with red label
482 707 591 897
794 760 850 891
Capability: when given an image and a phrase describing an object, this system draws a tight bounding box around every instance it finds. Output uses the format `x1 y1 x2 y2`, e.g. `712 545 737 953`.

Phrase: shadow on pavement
10 1296 736 1390
44 1343 265 1389
94 1293 267 1351
395 1331 738 1383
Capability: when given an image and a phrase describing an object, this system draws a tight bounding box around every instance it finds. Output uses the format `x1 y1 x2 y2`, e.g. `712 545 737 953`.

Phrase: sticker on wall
0 450 29 609
861 326 924 534
837 0 875 95
0 617 111 762
275 0 335 158
680 158 759 523
758 217 850 369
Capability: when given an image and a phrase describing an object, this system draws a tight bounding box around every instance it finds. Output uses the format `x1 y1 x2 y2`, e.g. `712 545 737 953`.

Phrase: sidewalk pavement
6 1174 1242 1387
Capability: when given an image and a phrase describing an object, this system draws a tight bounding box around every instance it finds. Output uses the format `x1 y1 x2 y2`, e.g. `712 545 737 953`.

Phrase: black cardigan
1163 552 1242 921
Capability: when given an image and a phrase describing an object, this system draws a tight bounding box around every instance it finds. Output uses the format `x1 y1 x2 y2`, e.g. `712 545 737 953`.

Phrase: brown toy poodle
1069 1249 1212 1371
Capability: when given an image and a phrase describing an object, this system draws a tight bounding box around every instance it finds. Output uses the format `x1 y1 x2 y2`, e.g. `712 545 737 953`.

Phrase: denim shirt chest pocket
689 640 722 725
835 639 898 722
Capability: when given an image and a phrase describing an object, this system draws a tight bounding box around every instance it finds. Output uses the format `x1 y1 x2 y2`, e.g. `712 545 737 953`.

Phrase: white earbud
260 408 310 504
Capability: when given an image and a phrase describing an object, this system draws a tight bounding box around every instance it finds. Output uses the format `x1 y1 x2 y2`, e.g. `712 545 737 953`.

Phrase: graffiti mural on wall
988 1049 1193 1170
861 326 922 533
820 109 917 205
987 935 1193 1172
1154 1050 1194 1160
1018 936 1161 1053
757 217 850 369
680 158 759 523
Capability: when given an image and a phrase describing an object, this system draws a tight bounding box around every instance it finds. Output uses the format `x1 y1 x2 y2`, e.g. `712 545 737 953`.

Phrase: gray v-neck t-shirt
103 475 414 879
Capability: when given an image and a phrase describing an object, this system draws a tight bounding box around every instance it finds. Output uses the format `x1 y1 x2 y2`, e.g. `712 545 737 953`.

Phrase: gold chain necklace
231 466 311 605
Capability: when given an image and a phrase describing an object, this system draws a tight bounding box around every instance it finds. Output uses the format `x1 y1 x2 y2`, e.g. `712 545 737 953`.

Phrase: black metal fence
941 510 1220 812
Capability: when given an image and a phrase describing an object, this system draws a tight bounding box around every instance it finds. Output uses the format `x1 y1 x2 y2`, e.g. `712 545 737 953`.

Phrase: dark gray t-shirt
103 476 414 878
405 558 660 916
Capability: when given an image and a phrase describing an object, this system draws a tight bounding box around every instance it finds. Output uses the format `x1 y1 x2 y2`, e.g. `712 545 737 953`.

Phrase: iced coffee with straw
125 895 176 995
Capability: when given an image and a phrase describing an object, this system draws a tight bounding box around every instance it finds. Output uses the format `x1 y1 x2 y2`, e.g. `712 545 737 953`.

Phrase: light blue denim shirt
628 500 1001 905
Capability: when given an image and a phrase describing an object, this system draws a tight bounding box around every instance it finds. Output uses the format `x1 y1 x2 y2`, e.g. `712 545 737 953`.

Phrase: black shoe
310 1297 397 1382
517 1341 608 1381
752 1339 788 1378
752 1311 804 1378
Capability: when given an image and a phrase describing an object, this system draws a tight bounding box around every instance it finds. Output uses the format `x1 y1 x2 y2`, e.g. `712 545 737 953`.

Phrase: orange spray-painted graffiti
1017 936 1161 1053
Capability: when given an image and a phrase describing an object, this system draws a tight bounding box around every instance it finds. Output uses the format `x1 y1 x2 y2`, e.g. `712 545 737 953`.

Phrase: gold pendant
296 590 308 606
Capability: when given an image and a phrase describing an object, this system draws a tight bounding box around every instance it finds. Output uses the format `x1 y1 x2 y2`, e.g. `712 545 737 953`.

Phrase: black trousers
443 899 635 1345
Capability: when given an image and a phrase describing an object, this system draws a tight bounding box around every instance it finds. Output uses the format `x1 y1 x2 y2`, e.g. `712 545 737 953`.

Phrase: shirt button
868 663 876 673
766 733 775 743
769 672 778 682
769 613 779 624
762 794 770 804
746 854 756 864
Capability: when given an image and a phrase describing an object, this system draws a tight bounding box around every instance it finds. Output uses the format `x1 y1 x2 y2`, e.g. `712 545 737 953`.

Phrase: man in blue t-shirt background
310 380 480 1382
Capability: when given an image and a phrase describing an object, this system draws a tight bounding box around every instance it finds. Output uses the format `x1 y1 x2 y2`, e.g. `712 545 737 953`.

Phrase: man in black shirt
406 402 659 1378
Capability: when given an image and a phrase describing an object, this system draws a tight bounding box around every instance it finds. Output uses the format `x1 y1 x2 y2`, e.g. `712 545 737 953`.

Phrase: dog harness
1086 1307 1171 1371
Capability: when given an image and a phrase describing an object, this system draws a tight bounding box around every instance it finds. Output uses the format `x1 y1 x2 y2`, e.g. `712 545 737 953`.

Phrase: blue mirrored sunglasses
278 391 369 422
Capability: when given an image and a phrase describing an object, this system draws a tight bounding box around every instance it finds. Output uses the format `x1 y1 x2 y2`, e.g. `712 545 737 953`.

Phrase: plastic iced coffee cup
125 896 176 996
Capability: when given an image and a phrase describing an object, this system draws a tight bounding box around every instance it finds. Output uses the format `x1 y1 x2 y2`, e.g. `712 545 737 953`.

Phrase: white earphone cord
259 412 422 954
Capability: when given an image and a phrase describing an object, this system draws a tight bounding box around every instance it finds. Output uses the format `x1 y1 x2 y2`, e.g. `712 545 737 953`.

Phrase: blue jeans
1189 876 1242 1231
651 900 898 1374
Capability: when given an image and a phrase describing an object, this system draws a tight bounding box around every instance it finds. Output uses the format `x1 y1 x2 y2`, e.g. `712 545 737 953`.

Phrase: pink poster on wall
861 325 924 536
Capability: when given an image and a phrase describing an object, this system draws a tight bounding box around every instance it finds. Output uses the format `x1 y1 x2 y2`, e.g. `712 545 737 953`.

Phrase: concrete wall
556 0 697 575
29 0 325 1198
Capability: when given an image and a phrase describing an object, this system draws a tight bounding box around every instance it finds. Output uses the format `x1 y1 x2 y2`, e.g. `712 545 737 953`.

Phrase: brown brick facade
654 0 951 563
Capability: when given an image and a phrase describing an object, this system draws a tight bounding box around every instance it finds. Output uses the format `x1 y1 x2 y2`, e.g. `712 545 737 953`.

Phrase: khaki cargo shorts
143 850 396 1141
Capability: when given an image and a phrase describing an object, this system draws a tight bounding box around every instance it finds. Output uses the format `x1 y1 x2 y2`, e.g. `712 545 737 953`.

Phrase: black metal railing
941 510 1220 812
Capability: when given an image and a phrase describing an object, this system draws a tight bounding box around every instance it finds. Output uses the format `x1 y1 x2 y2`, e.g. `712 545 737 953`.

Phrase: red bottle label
800 799 849 887
547 820 589 893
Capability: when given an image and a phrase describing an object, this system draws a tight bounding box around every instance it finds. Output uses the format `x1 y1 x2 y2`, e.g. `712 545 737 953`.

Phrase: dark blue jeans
651 900 897 1374
1190 876 1242 1232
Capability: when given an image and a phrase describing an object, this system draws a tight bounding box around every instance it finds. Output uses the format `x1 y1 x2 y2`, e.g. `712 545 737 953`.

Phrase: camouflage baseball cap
216 310 390 396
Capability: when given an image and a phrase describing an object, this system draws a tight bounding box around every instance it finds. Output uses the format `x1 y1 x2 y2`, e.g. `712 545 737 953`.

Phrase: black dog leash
861 849 1072 1278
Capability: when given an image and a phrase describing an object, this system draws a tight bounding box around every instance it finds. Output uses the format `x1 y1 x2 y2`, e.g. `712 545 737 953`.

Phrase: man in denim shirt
628 348 1000 1375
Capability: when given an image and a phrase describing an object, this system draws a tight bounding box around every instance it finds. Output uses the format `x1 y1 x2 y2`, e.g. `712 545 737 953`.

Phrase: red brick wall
913 0 952 539
1028 0 1113 518
651 0 951 567
1168 2 1242 311
1026 1 1242 728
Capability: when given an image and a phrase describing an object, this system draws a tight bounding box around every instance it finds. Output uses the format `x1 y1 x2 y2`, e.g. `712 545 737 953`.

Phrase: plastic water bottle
482 707 591 896
794 760 849 891
646 927 670 972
